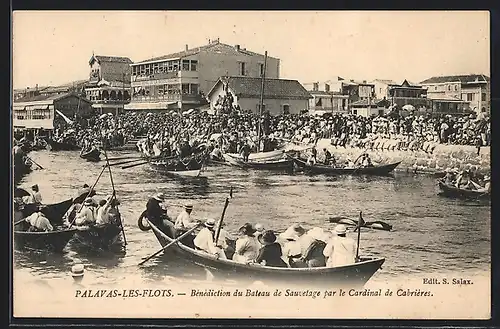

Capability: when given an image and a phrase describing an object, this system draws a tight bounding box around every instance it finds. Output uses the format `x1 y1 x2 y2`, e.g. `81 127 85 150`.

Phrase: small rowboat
72 223 123 250
149 157 204 178
291 157 400 176
222 154 294 171
14 220 77 252
437 180 490 200
147 220 385 288
80 148 101 162
226 149 286 162
19 198 74 227
45 139 80 151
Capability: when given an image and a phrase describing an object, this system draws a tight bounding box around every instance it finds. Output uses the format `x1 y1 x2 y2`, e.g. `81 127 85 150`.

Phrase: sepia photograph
11 10 490 319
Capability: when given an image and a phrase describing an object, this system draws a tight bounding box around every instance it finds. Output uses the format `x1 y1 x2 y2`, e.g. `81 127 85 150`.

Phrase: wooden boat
147 220 385 288
291 157 401 176
222 154 294 171
225 149 286 162
13 220 77 252
72 223 123 249
149 156 204 178
45 138 80 151
80 148 101 162
19 198 74 227
437 180 490 200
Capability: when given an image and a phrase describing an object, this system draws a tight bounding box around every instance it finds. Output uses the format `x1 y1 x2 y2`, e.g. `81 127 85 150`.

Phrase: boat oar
105 156 143 161
214 187 233 245
26 156 43 169
102 146 127 246
122 161 149 169
138 222 202 266
106 158 145 167
355 211 363 262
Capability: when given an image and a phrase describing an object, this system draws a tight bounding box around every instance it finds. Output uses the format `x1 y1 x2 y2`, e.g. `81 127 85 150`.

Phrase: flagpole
258 51 267 152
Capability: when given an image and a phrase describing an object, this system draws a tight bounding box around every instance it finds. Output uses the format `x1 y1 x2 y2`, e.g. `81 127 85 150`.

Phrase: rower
323 224 357 267
25 212 53 232
145 193 169 229
74 198 96 226
471 175 490 193
174 203 198 248
361 154 373 167
31 184 42 204
193 218 226 259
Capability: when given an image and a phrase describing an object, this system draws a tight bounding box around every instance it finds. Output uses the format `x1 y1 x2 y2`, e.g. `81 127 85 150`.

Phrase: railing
92 99 131 104
129 93 203 103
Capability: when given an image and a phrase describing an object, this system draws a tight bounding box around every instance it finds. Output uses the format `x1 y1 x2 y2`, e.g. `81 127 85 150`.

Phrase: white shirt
96 201 112 225
323 236 357 267
32 191 42 204
74 205 96 226
26 212 53 231
216 228 235 249
174 210 197 230
233 236 260 264
194 227 219 255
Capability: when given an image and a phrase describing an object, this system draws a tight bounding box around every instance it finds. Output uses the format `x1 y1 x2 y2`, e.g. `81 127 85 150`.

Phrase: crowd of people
442 168 491 192
145 193 358 269
27 107 490 158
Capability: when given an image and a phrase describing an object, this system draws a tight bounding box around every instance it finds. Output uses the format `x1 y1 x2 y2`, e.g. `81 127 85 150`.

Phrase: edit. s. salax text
75 289 173 298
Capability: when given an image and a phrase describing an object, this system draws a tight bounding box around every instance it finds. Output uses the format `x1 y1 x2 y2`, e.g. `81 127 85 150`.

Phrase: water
14 150 491 286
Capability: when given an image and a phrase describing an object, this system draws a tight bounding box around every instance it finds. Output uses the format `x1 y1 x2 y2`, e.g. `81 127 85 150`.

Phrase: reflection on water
14 150 490 286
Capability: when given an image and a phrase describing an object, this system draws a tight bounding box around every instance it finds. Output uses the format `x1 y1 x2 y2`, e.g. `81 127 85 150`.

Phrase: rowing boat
291 157 401 176
222 154 294 171
72 223 123 249
19 199 74 227
80 148 101 162
437 180 490 200
225 149 286 162
13 220 77 252
147 220 385 288
45 139 80 151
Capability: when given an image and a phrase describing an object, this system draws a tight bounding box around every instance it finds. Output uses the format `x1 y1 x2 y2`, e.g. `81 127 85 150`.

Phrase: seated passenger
254 231 287 267
301 227 329 267
233 223 260 264
254 223 265 245
193 218 226 259
323 224 357 267
74 198 96 226
25 212 53 232
279 224 307 268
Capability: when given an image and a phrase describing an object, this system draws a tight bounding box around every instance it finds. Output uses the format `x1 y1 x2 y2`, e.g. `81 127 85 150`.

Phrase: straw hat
71 264 85 278
255 223 265 232
83 198 93 206
153 193 166 201
184 203 193 210
334 224 347 235
307 227 329 242
204 218 216 228
239 223 257 236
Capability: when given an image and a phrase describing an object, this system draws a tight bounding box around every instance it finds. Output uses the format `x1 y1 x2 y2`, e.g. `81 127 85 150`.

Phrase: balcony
132 71 179 82
130 93 204 104
91 99 130 105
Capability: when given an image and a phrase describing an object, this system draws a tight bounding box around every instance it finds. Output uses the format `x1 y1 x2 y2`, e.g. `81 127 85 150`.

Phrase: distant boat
222 153 294 171
437 180 490 200
291 157 400 176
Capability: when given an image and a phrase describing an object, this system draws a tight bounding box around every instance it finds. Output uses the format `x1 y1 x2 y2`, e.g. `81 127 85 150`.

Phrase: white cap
71 264 85 277
334 224 347 235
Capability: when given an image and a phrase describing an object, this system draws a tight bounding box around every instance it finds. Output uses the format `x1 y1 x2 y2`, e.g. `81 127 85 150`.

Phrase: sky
12 11 490 89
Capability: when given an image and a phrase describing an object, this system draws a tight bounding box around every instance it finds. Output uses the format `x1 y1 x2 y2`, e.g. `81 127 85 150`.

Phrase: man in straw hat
145 193 169 228
323 224 357 267
193 218 226 259
74 197 96 226
174 203 197 233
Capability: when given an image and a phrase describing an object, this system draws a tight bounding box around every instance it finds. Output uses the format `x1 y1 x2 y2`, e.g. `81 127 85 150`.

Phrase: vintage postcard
12 10 491 319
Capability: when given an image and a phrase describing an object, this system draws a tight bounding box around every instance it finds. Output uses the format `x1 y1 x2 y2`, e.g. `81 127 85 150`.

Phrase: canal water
13 150 491 290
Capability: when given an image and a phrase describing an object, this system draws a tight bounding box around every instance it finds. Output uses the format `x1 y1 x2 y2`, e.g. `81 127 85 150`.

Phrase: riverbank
309 139 490 175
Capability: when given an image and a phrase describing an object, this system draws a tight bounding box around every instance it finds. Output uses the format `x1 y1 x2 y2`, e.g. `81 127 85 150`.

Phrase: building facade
85 55 133 114
386 80 431 109
206 76 311 116
125 39 280 111
419 74 490 114
303 78 349 114
13 93 93 131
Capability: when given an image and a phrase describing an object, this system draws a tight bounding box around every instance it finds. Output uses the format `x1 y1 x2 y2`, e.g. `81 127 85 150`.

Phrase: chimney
235 45 240 51
363 80 367 84
185 44 189 51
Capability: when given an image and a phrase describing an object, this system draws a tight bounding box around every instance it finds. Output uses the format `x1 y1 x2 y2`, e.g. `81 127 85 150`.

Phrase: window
448 85 451 91
182 60 190 71
325 84 330 92
145 65 151 75
482 93 486 101
140 65 145 75
168 61 173 72
352 109 358 115
259 63 264 76
173 61 179 71
153 63 159 73
190 60 198 71
467 93 474 102
132 66 137 75
434 86 437 91
182 84 190 94
238 62 246 76
313 83 319 91
454 85 458 91
190 84 199 95
315 98 322 107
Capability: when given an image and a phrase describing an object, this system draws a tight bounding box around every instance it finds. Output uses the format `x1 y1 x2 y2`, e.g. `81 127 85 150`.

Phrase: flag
55 110 74 125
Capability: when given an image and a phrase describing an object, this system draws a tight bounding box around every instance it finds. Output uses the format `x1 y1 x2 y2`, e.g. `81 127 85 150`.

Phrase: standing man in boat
323 224 357 267
193 218 227 259
323 148 333 165
31 184 43 204
146 193 169 229
174 203 198 247
240 141 251 162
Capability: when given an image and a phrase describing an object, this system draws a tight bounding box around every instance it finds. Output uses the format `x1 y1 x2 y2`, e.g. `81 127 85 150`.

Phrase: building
350 99 391 117
13 92 93 131
85 54 133 114
206 76 311 115
341 80 375 104
370 79 397 100
13 80 88 101
386 79 431 109
303 77 349 114
125 39 280 111
419 74 490 114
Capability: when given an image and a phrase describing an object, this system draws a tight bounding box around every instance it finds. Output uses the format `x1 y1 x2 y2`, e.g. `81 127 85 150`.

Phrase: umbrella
402 104 415 111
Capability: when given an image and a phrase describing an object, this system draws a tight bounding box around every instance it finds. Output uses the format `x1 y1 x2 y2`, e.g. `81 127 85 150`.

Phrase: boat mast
257 51 267 152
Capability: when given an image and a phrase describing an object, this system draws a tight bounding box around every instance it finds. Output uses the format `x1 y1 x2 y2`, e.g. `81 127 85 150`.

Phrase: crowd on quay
145 193 358 269
14 106 491 157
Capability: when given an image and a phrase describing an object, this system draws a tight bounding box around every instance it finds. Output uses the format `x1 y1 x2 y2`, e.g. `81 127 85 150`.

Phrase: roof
420 74 490 85
89 55 133 65
208 76 311 100
135 41 276 65
13 92 91 104
371 79 397 85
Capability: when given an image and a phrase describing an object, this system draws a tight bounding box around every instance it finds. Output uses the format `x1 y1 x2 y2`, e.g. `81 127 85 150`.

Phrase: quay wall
297 139 491 175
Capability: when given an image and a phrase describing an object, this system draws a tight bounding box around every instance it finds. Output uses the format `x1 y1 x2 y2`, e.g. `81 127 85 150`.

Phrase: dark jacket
255 243 287 268
146 198 166 225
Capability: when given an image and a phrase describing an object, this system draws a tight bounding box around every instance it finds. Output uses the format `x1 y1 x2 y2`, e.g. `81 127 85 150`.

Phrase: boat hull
20 199 73 227
14 227 77 252
223 154 294 171
438 181 490 200
45 139 80 151
292 157 400 176
80 149 101 162
73 223 123 249
226 149 285 162
148 220 384 288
